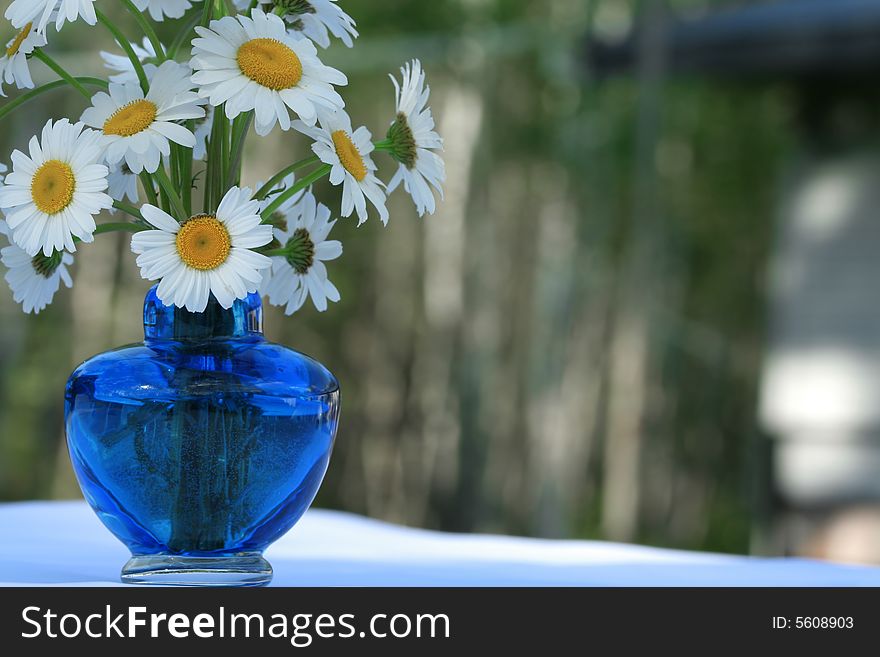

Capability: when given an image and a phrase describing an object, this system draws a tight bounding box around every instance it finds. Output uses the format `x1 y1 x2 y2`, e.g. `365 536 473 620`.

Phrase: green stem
139 172 159 208
254 155 320 200
226 111 252 189
154 167 188 220
0 78 107 122
31 50 90 99
260 164 331 221
373 139 393 151
96 8 150 94
111 202 144 222
94 222 148 235
168 10 203 60
158 177 171 214
221 118 230 190
120 0 166 60
207 106 228 211
201 0 215 26
170 143 181 191
182 122 194 215
203 138 214 213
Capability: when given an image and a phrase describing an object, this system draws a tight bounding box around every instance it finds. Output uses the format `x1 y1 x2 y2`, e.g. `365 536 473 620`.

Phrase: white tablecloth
1 501 879 586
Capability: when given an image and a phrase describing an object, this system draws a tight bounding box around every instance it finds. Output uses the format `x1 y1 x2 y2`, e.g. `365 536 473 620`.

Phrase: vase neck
143 286 263 341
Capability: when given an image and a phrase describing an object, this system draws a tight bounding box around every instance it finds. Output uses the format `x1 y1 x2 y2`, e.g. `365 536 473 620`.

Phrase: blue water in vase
64 287 340 584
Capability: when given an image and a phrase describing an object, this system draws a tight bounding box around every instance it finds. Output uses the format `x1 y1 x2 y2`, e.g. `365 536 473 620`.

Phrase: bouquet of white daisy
0 0 445 315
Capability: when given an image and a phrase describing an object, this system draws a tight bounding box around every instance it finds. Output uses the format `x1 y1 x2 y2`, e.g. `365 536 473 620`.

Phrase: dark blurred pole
602 0 669 542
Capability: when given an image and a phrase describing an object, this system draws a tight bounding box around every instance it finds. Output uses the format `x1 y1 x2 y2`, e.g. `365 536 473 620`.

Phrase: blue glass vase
64 286 340 586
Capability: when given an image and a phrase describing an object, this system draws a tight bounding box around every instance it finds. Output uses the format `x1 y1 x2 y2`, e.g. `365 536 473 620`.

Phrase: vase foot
121 553 273 587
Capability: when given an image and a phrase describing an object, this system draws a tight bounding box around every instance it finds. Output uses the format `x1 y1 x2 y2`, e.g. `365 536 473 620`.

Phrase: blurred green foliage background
0 0 796 554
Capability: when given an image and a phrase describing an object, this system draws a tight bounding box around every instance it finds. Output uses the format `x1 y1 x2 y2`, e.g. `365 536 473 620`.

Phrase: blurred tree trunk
602 0 669 542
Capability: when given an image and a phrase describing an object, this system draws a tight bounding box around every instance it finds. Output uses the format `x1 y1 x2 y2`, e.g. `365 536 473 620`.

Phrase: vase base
121 553 273 587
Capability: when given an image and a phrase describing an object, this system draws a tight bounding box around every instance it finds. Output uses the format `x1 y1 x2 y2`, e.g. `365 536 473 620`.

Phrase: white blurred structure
761 153 880 561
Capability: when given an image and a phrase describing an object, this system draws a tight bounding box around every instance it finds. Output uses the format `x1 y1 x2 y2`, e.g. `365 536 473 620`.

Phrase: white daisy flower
132 0 194 22
234 0 358 49
100 37 158 85
292 0 358 49
5 0 97 34
0 222 74 314
81 60 206 175
107 162 140 207
130 186 274 312
261 191 341 314
191 9 347 136
0 22 46 97
0 119 112 257
0 162 7 182
387 60 446 217
193 105 214 161
294 109 388 226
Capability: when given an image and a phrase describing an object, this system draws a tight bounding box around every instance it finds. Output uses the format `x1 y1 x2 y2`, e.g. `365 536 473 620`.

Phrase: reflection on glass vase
64 286 340 586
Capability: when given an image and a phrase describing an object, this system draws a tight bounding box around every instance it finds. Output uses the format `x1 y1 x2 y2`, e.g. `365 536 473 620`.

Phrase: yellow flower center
176 215 232 271
103 99 158 137
31 160 75 215
332 130 367 182
6 22 32 58
236 38 303 91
